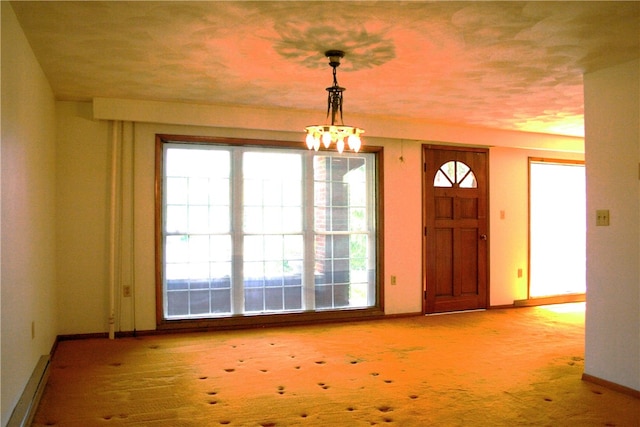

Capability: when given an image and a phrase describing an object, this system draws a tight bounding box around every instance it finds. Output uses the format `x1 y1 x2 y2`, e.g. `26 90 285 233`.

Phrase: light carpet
32 304 639 426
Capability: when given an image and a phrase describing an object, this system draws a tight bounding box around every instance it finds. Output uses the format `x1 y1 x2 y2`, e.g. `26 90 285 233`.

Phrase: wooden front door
423 145 488 313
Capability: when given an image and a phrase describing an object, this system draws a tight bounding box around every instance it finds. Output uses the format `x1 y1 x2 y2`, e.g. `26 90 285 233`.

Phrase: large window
157 136 381 324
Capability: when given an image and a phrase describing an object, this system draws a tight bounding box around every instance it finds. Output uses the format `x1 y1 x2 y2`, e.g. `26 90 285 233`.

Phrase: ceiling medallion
305 50 364 153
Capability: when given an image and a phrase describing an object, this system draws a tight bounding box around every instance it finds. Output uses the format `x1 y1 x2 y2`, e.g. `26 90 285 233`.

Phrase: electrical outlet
596 210 610 226
517 268 523 278
390 275 397 286
123 285 132 297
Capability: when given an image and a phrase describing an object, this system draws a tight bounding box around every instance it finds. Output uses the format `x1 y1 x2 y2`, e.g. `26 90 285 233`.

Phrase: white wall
584 59 640 392
55 103 110 334
1 3 58 425
53 101 584 333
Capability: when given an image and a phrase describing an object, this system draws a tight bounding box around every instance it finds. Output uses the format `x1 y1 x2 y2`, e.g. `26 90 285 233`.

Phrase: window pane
350 234 368 272
244 288 263 312
348 181 366 206
244 236 264 261
265 261 283 279
190 290 210 314
211 289 231 313
434 170 453 187
284 235 303 260
263 179 282 205
331 207 349 231
441 161 456 182
210 235 231 260
350 208 367 231
264 235 283 260
244 179 263 205
209 206 230 233
282 207 302 233
243 207 264 234
265 287 284 311
456 162 470 183
188 206 210 234
284 287 302 310
166 206 188 234
459 172 477 188
264 207 284 232
166 235 188 264
188 178 210 204
332 182 348 206
209 179 230 206
167 291 188 316
244 261 264 284
166 177 188 205
188 235 210 263
166 148 230 178
243 152 302 234
283 180 301 206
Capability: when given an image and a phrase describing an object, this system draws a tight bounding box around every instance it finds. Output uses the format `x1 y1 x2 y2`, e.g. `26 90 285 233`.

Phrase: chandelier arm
326 92 331 122
332 91 339 126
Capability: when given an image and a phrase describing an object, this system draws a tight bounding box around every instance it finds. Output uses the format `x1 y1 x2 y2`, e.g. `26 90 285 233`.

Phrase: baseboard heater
7 355 50 427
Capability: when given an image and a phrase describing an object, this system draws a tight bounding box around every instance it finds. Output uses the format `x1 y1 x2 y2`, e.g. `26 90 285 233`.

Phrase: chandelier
305 50 364 153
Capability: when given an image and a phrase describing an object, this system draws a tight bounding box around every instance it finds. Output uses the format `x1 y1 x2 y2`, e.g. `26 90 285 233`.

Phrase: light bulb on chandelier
305 50 364 153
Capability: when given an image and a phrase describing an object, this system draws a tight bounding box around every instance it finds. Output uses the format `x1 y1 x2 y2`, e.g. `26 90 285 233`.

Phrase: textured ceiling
10 1 640 137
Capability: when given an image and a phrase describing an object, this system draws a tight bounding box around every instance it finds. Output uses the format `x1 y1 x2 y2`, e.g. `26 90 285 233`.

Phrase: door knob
480 234 487 240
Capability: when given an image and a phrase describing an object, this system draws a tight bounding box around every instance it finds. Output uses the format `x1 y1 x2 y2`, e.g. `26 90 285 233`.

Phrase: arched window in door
434 161 477 188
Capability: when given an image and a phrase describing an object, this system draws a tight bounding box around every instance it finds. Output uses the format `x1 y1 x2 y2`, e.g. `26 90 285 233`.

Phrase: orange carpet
33 304 639 426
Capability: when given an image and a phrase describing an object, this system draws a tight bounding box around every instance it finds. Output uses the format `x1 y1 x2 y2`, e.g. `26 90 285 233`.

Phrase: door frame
422 144 490 314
